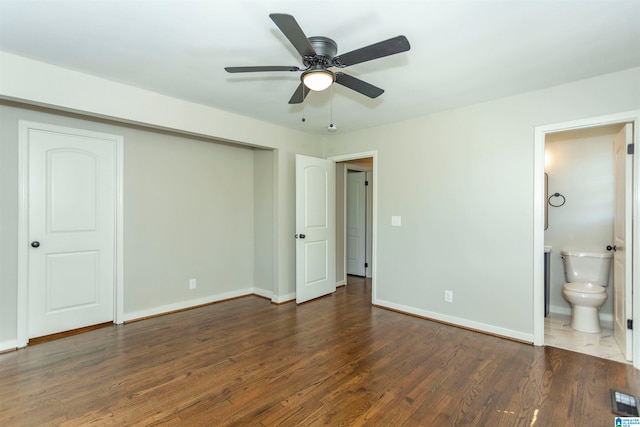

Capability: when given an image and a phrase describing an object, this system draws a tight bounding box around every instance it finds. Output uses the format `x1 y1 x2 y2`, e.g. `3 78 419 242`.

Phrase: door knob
295 234 306 239
31 241 40 248
607 245 617 252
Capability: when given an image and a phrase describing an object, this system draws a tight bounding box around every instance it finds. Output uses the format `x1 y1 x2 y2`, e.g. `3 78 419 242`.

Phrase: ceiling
1 1 639 135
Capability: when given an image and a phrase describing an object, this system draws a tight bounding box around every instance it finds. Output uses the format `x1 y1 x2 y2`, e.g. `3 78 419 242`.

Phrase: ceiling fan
224 13 410 104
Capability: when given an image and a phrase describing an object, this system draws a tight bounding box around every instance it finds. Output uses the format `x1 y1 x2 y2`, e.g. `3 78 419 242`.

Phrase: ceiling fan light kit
224 13 410 105
302 68 334 91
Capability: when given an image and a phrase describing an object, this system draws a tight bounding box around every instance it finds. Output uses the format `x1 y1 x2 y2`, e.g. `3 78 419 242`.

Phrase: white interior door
27 124 117 338
295 154 336 303
613 123 633 360
347 171 366 276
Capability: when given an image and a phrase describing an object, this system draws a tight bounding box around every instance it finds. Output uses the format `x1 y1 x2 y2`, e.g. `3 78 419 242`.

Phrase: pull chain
330 84 333 126
301 85 307 123
327 84 337 132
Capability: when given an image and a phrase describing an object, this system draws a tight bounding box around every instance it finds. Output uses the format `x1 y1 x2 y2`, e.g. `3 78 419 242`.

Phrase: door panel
305 241 328 284
347 171 366 276
304 166 328 227
613 123 633 361
28 125 116 338
47 251 99 311
296 155 336 303
49 150 98 231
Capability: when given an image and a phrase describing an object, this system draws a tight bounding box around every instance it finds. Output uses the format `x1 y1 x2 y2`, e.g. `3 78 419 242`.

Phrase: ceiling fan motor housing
303 36 338 68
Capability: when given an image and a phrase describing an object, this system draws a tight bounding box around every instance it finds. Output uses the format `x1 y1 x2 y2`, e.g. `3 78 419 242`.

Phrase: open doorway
534 111 640 369
329 152 377 302
544 124 627 363
343 159 373 280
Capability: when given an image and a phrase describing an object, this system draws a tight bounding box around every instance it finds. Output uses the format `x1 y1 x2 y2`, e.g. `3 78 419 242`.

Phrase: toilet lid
564 282 605 294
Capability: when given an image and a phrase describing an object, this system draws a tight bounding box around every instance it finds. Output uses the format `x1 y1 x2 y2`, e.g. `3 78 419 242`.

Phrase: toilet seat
563 282 605 294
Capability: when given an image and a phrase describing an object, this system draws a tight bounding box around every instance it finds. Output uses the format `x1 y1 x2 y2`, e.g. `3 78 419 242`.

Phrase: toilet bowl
561 250 612 334
562 282 607 333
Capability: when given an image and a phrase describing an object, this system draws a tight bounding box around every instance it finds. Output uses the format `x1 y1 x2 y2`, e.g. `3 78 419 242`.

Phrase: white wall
0 106 20 348
323 67 640 342
544 125 621 320
254 149 275 297
123 128 256 317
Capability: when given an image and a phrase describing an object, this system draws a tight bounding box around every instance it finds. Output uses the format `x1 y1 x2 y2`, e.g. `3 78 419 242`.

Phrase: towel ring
548 192 566 207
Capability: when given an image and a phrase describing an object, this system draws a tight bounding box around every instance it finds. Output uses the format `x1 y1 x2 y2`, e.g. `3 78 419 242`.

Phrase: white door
295 154 336 303
27 123 117 338
346 171 366 276
613 123 633 360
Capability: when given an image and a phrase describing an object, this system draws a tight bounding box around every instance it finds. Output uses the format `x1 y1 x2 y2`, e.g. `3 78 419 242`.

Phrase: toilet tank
561 250 612 286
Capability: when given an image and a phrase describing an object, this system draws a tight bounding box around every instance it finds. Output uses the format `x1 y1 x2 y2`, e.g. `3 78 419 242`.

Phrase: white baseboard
601 317 614 330
271 292 295 304
254 288 295 304
6 288 293 348
252 287 272 300
124 288 255 322
0 340 18 353
374 298 534 343
549 304 571 316
336 280 346 287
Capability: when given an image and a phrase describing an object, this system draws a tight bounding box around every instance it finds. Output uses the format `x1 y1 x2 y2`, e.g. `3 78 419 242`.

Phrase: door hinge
628 143 634 155
627 319 633 330
365 180 369 186
365 262 368 268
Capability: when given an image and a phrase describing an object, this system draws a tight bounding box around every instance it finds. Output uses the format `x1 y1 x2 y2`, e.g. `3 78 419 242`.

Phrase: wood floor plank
0 276 638 426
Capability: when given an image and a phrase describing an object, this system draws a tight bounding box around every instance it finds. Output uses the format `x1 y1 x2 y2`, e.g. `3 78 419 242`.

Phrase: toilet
561 250 612 333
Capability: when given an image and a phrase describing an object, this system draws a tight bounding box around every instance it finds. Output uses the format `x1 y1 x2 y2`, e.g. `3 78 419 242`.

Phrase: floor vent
611 389 639 417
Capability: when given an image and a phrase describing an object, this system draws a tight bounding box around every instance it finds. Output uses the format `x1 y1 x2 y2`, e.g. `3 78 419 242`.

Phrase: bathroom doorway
534 111 640 369
544 124 626 363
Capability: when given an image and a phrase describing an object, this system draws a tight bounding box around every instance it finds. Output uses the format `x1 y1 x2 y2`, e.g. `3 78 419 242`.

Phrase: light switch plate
391 216 402 226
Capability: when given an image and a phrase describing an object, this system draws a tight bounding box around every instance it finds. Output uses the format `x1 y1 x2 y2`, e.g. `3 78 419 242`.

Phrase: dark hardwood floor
1 276 638 426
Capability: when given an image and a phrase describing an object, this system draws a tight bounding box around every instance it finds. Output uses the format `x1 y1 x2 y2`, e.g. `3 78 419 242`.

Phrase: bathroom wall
544 124 623 324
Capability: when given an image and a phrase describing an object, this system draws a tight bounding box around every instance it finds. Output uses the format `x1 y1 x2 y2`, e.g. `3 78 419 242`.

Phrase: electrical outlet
444 290 453 303
189 279 197 290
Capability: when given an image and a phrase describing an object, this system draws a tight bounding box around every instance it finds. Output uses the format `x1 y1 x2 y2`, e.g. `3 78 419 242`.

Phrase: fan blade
332 35 410 68
288 82 309 104
334 73 384 99
269 13 316 58
225 66 300 73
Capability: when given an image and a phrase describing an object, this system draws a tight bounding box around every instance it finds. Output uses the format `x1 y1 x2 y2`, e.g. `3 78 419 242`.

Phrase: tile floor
545 313 629 364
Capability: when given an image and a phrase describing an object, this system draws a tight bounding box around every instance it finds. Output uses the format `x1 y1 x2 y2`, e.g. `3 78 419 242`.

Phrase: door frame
533 110 640 369
16 120 124 348
328 151 377 303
